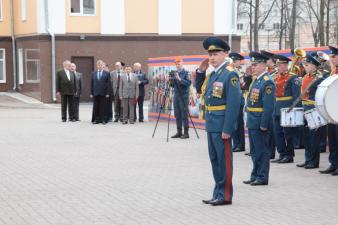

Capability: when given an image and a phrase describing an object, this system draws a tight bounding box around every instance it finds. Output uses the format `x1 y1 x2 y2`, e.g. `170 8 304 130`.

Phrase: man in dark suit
56 60 76 122
70 63 83 121
91 60 111 124
133 62 149 122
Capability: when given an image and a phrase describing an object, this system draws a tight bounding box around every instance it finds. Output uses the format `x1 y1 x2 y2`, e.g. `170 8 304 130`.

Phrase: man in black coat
91 60 111 124
133 62 149 122
56 60 76 122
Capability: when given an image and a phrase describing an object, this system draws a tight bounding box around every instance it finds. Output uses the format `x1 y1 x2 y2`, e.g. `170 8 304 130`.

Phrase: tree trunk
254 0 259 51
289 0 297 49
319 0 325 46
279 0 285 50
326 0 330 45
249 0 253 51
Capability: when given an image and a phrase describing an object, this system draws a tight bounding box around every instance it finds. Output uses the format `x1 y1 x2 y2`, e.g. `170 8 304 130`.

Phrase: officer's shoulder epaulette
226 66 234 72
264 75 269 81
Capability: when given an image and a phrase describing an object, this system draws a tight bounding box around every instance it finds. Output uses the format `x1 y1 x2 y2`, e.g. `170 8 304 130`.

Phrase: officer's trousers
273 115 295 160
268 121 276 159
232 105 245 150
248 129 270 182
328 124 338 168
303 125 325 166
207 132 233 202
320 125 328 152
173 96 189 130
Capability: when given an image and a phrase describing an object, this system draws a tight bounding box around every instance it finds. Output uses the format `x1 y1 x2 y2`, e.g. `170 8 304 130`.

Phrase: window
21 0 26 21
0 0 3 20
273 23 280 29
0 49 6 83
71 0 95 15
25 49 40 83
237 23 243 30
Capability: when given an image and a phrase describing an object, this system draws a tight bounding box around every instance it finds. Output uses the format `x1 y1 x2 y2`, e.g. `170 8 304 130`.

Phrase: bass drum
315 75 338 124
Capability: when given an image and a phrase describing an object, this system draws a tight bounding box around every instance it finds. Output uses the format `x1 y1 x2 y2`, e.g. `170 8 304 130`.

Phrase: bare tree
289 0 298 49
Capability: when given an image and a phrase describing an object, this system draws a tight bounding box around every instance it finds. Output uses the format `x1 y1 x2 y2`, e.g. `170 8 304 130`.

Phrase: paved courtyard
0 94 337 225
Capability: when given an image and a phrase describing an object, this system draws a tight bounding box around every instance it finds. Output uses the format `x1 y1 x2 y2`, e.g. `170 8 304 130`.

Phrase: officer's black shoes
278 158 294 164
233 148 245 152
62 119 67 122
245 152 251 156
271 158 282 163
331 169 338 176
296 162 307 167
113 119 119 122
210 199 232 206
243 180 254 184
319 165 337 174
250 180 268 186
304 164 319 169
202 199 215 204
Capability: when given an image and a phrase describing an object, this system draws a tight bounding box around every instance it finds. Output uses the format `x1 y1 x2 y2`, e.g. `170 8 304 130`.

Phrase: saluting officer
296 55 325 169
271 54 301 164
229 52 246 152
243 52 276 186
196 37 241 206
319 46 338 175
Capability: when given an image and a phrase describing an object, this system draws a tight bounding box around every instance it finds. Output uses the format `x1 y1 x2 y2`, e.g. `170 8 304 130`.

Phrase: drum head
323 76 338 123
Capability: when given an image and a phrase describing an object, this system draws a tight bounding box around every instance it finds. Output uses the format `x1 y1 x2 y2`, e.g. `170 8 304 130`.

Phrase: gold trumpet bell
292 48 306 58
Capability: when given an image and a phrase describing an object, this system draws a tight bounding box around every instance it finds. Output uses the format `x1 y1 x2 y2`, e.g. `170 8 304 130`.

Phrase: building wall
182 0 213 34
125 0 158 34
13 0 38 35
0 0 11 36
0 38 13 92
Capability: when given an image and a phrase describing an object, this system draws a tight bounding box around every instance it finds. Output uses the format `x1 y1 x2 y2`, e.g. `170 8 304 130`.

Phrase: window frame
0 48 6 83
70 0 96 17
25 49 40 83
0 0 3 21
21 0 26 21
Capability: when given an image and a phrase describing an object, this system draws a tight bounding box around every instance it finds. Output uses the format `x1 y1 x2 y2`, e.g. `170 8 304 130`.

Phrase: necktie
128 74 131 83
117 72 120 88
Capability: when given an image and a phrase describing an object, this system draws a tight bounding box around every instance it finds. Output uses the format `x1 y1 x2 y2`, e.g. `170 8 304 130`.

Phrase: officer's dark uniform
171 66 191 139
261 50 277 159
296 55 325 169
196 37 241 205
229 52 246 152
244 52 275 185
319 46 338 175
271 54 301 163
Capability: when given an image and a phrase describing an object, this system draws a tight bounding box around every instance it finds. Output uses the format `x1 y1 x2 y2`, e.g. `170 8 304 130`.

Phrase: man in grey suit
111 62 124 122
56 60 76 122
70 63 83 121
119 65 139 124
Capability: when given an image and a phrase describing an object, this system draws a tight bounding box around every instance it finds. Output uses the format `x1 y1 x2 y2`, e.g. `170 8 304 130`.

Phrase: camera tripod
152 78 199 142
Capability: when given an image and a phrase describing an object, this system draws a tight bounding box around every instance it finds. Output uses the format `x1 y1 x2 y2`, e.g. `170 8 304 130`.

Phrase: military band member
319 46 338 175
296 55 325 169
196 37 241 206
271 54 301 164
243 52 275 186
229 52 246 152
171 58 192 139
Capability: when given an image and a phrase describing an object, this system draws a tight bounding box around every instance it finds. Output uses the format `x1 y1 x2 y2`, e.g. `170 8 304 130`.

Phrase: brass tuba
289 48 306 74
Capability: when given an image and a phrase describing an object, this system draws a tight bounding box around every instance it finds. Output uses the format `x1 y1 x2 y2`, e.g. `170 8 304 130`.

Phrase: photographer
171 58 192 139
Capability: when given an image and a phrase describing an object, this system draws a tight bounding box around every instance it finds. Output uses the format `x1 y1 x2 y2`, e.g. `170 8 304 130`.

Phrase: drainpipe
44 0 56 102
10 0 17 91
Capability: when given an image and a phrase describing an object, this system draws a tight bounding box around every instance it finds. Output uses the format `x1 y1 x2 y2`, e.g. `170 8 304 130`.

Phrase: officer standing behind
70 63 83 121
319 46 338 175
196 37 241 206
171 58 192 139
296 55 325 169
229 52 246 152
271 54 301 164
243 52 276 186
133 62 149 122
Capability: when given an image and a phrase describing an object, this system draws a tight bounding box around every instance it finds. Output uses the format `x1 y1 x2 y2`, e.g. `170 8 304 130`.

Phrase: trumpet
289 48 306 74
316 51 335 74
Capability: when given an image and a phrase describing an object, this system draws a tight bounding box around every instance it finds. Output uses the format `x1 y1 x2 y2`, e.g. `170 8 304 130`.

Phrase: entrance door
71 56 94 102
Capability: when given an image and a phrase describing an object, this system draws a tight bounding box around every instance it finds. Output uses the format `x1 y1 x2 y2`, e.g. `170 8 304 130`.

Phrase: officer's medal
212 82 224 98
